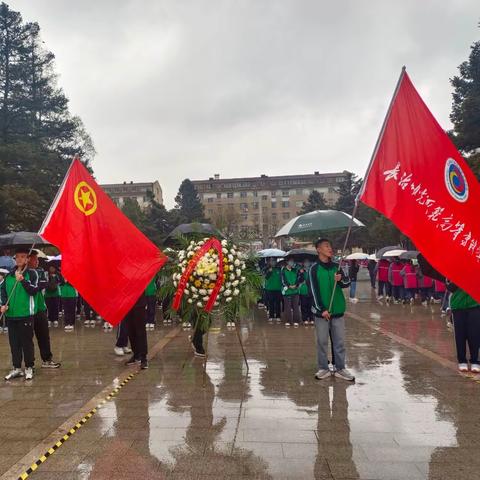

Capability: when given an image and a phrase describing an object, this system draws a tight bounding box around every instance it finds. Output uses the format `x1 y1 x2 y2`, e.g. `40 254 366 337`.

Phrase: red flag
39 159 167 325
360 69 480 302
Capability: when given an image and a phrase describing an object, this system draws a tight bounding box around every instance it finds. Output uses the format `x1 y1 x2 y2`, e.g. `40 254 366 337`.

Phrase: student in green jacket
307 238 355 382
446 282 480 373
0 247 38 380
60 276 77 331
263 258 282 322
281 257 301 327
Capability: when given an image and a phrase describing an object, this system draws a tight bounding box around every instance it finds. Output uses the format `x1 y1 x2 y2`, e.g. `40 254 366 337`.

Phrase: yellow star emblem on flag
74 181 97 216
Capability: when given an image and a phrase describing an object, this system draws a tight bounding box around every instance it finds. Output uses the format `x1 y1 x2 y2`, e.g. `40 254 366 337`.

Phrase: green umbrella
274 210 364 237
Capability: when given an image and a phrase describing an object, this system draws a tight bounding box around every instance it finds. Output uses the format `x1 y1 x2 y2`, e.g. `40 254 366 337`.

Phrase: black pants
453 307 480 364
7 317 35 368
116 319 129 348
126 304 147 361
146 296 157 325
33 311 53 362
265 290 282 319
83 300 94 321
162 293 172 320
300 295 313 322
62 298 76 326
76 295 83 314
45 296 59 323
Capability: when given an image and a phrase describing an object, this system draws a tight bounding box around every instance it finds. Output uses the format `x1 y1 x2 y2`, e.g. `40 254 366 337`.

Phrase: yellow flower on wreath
194 280 202 287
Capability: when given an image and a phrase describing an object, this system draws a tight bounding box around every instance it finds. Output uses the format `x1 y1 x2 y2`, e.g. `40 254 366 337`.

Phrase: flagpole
327 66 407 313
39 156 77 236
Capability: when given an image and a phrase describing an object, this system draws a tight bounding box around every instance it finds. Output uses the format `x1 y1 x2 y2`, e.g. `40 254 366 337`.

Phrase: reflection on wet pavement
1 281 479 479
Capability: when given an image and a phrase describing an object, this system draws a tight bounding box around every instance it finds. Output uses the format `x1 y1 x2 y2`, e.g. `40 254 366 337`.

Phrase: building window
207 198 214 203
282 190 289 197
272 213 277 219
282 201 290 208
253 191 258 197
295 201 303 208
271 191 277 197
261 195 268 201
240 203 248 211
241 214 248 221
282 212 290 220
240 191 247 198
216 193 221 199
296 189 303 195
252 202 259 210
227 192 233 198
271 202 277 208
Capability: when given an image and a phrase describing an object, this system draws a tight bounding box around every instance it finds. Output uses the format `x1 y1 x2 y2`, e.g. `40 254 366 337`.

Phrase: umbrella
285 248 318 258
47 254 62 262
0 268 9 276
257 248 286 258
31 249 47 259
274 210 365 237
0 231 49 249
382 249 407 258
375 246 402 259
345 252 369 260
164 223 223 245
368 254 377 261
399 250 419 260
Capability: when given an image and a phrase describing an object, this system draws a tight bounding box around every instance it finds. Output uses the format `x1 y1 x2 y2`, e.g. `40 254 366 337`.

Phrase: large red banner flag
39 158 167 325
360 68 480 302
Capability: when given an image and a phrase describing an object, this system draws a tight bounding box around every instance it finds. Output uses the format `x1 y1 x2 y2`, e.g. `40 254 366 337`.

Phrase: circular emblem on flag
74 181 97 216
445 158 468 203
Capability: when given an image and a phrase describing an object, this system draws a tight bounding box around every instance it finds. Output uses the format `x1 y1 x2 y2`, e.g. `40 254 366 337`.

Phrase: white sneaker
471 364 480 373
25 367 34 380
3 326 8 333
314 369 331 380
458 363 469 372
334 368 355 381
377 295 384 300
276 318 281 322
103 323 109 330
48 321 52 327
5 368 24 380
114 347 125 356
268 318 274 322
53 321 59 327
123 347 132 354
349 297 359 304
84 320 90 326
293 322 299 327
285 322 291 327
422 301 428 306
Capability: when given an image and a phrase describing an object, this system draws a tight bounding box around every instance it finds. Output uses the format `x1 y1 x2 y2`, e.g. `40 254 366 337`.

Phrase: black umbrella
164 223 223 245
399 250 419 260
285 248 318 259
0 231 49 249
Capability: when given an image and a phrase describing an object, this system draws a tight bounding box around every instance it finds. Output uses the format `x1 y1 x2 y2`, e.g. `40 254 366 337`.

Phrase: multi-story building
192 171 350 240
100 181 163 210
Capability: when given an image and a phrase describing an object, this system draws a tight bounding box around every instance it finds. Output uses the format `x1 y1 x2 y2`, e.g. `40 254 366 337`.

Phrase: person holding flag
0 247 39 381
307 238 355 382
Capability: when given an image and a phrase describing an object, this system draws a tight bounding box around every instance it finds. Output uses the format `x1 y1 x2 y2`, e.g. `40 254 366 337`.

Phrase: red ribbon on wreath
172 237 224 313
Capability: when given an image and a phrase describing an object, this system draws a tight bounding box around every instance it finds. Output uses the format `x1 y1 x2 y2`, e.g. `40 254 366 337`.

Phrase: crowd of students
0 247 166 380
374 257 450 312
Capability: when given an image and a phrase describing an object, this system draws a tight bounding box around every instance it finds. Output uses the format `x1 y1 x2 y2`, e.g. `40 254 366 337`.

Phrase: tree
121 197 145 227
0 3 94 232
174 179 206 223
334 171 361 214
209 206 241 238
450 35 480 179
298 190 328 214
142 200 176 245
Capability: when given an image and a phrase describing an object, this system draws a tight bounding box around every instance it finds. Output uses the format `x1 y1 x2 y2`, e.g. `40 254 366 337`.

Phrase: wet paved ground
0 280 479 479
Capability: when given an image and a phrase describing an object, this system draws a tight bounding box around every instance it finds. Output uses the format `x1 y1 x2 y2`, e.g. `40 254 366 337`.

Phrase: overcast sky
8 0 480 207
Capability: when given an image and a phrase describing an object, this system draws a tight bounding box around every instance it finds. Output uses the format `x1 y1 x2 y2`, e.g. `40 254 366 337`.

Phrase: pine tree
0 3 94 232
334 172 361 213
450 34 480 179
298 190 328 214
174 179 206 223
